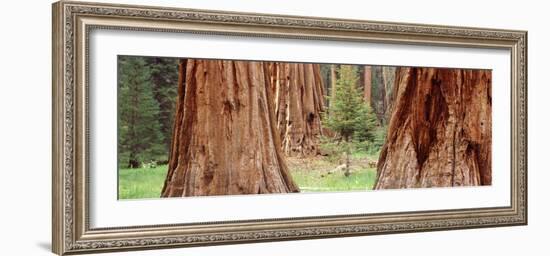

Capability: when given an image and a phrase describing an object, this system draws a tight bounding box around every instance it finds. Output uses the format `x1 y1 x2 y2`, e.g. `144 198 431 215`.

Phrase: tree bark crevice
267 63 325 157
375 67 492 189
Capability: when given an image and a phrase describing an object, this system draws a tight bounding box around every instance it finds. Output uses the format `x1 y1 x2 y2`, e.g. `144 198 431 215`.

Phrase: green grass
290 167 376 192
287 150 378 192
118 165 168 200
118 151 378 199
351 150 370 159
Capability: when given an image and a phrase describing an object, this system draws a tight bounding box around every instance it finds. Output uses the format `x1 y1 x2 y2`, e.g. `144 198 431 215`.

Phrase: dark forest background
118 56 179 168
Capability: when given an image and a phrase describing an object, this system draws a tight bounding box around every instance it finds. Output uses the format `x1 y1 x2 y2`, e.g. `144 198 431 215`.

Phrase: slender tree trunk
371 66 386 125
330 64 338 105
363 66 372 105
161 59 299 197
344 141 351 177
267 63 325 157
382 66 396 122
374 67 492 189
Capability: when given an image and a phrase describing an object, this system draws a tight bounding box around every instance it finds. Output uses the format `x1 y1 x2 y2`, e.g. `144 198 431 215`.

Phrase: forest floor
118 151 378 199
287 151 377 193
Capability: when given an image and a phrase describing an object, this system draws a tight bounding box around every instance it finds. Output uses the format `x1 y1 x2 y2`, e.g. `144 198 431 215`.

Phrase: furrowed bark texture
161 59 299 197
267 62 326 157
374 67 492 189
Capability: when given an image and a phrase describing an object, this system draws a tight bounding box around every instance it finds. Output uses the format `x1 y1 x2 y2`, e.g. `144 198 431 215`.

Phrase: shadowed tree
381 66 397 121
118 56 164 168
374 67 492 189
370 66 387 125
330 64 338 103
146 57 179 156
161 59 299 197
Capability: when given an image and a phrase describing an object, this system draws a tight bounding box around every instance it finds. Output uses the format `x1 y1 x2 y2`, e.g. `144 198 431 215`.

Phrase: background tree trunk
374 67 492 189
382 66 396 122
330 64 338 104
371 66 387 125
267 63 325 157
363 66 372 105
161 59 299 197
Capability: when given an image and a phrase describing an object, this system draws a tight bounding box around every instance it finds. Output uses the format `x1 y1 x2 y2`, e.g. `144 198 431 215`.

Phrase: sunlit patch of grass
118 165 168 200
291 167 376 192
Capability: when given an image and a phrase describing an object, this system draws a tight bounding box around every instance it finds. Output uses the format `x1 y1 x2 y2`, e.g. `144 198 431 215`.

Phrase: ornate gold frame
52 1 527 255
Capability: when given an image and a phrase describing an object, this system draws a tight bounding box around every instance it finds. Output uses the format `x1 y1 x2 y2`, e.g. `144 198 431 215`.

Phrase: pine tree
325 65 377 143
118 56 164 168
146 57 179 158
324 65 377 176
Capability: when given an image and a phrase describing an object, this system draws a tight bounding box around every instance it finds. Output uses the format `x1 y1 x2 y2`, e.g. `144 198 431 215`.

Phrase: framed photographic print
52 1 527 255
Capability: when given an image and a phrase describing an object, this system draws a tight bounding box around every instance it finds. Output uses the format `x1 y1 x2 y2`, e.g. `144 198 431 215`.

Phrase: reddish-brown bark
267 63 326 157
374 67 492 189
161 59 299 197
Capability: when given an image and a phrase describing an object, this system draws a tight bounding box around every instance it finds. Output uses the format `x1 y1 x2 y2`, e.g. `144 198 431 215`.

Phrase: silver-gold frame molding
52 1 527 255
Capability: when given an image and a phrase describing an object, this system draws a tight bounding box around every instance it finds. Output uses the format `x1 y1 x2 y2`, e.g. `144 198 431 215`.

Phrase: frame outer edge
55 1 528 254
52 1 65 255
522 31 528 225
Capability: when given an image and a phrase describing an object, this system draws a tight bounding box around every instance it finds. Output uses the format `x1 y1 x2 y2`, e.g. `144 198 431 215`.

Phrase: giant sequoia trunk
161 59 299 197
374 67 492 189
267 63 325 157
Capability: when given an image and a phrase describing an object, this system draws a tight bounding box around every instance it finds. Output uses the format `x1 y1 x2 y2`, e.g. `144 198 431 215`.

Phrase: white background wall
0 0 547 255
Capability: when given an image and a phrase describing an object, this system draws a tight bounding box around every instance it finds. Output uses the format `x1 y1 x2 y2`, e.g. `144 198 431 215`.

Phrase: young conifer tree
324 65 377 176
325 65 377 142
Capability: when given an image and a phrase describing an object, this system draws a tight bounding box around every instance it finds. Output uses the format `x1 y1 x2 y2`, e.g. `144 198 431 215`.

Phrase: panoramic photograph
117 56 492 199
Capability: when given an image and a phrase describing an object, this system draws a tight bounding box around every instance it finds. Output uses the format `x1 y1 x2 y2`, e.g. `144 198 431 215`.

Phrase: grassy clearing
287 151 377 192
118 151 378 199
118 165 168 200
290 167 376 192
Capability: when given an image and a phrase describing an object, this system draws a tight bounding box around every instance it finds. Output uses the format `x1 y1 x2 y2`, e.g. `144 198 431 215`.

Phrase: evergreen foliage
324 65 378 143
118 56 165 168
146 57 179 156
